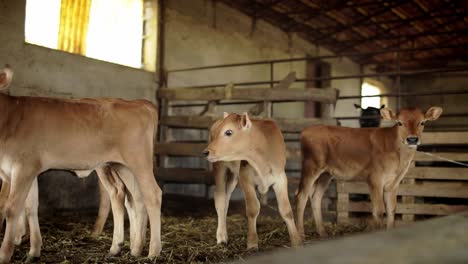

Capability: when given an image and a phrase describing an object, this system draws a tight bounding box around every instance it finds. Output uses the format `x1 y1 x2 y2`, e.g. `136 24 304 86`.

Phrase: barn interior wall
400 65 468 131
162 0 396 198
0 1 157 213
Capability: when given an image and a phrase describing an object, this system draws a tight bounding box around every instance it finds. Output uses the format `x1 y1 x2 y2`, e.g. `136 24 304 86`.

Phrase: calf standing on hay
203 112 302 249
296 106 443 238
0 67 161 263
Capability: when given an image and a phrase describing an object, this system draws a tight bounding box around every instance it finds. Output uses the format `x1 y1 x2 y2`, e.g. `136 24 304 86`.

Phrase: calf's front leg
239 170 260 249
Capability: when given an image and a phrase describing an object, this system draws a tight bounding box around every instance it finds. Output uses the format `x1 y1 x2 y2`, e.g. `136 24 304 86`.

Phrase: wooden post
401 162 416 222
336 181 350 224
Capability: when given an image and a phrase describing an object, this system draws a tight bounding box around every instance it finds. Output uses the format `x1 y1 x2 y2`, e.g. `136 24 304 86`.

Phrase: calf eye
224 130 233 136
397 121 403 126
420 121 426 126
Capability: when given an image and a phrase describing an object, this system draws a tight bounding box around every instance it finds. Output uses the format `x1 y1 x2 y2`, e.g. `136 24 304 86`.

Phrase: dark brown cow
0 67 161 263
296 106 443 237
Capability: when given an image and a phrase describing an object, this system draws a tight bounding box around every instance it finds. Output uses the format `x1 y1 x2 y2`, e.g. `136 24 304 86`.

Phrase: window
25 0 155 70
360 82 381 109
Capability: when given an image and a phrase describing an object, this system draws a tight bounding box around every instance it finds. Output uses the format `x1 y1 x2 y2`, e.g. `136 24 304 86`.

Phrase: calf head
203 112 252 162
0 67 13 90
381 106 443 148
354 104 385 128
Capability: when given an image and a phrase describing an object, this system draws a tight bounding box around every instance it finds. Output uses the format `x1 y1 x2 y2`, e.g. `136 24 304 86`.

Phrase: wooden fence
336 131 468 224
156 73 338 193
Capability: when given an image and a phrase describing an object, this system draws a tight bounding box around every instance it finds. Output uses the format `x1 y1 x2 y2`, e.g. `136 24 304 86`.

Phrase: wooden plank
158 86 338 103
401 178 415 222
340 181 468 198
348 201 468 216
160 115 336 132
156 168 213 184
156 142 206 156
406 167 468 180
421 131 468 145
155 143 304 162
414 152 468 162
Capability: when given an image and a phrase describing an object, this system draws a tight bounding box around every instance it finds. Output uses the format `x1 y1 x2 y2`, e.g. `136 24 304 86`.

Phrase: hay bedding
9 213 366 264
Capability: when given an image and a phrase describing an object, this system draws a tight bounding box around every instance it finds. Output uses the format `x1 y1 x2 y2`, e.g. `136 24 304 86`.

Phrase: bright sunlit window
361 82 381 109
25 0 145 69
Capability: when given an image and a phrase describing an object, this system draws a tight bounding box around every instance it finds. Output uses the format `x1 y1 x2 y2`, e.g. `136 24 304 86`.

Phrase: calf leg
0 166 38 263
239 167 260 249
14 210 26 246
368 180 385 229
125 163 161 258
272 173 302 247
384 189 398 229
296 159 322 238
0 180 10 233
24 178 41 261
214 162 227 244
118 167 148 257
310 173 333 238
95 167 126 256
214 162 239 244
91 180 111 237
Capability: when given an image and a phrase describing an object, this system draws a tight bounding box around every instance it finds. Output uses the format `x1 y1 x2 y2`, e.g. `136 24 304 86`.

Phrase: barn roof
220 0 468 71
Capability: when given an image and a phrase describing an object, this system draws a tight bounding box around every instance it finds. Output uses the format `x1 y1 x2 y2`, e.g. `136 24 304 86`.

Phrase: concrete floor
235 212 468 264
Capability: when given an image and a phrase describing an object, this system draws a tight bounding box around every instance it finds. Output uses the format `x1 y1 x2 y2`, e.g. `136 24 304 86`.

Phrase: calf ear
425 106 443 121
380 104 386 109
380 108 396 120
240 112 252 130
354 103 362 109
0 67 13 91
223 112 229 119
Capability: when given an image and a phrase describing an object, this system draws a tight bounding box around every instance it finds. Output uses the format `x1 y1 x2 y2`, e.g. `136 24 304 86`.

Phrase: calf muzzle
406 136 419 145
202 149 210 157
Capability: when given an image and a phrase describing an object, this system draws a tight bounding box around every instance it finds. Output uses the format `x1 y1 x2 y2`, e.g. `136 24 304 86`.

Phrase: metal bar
338 29 468 45
336 113 468 120
167 44 464 73
333 0 456 53
339 89 468 100
311 12 461 31
286 0 348 32
312 0 408 43
170 66 468 89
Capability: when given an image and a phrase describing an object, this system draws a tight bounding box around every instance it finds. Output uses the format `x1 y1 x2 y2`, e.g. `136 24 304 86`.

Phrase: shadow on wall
38 170 100 215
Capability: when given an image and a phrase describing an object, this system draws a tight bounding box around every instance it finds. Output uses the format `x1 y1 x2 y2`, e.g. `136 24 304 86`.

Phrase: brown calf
0 67 160 263
296 106 443 237
203 113 302 249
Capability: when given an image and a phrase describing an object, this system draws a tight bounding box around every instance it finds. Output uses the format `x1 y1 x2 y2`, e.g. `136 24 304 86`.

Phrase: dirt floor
9 195 367 263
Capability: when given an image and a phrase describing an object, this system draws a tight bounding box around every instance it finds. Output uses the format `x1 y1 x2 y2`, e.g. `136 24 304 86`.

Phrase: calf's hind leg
309 173 333 238
296 158 323 238
95 167 126 256
272 173 302 247
91 180 111 237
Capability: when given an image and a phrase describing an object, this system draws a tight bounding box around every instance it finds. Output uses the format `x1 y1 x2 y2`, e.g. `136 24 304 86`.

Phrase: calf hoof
216 232 228 245
246 242 259 250
108 245 121 256
317 229 328 238
130 247 143 257
90 231 101 238
14 236 22 246
25 255 40 263
291 237 303 247
148 244 161 258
